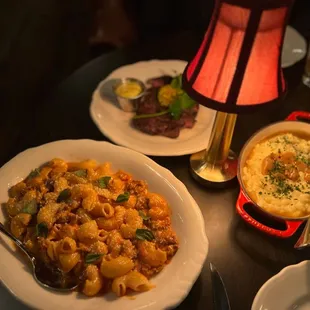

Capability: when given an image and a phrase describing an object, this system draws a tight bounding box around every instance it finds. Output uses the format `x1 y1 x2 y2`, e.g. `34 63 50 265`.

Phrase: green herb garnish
133 94 195 121
22 199 38 215
73 169 87 178
36 222 48 238
116 192 130 203
28 168 40 179
283 136 291 144
57 189 71 203
294 185 301 192
133 74 195 121
85 253 104 264
97 176 111 188
170 74 182 89
296 153 310 166
275 179 293 197
270 160 285 174
139 211 151 221
169 92 195 120
135 229 155 241
133 110 169 120
266 161 293 198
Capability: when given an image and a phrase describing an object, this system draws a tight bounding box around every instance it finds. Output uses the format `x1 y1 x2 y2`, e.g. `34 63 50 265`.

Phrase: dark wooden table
1 31 310 310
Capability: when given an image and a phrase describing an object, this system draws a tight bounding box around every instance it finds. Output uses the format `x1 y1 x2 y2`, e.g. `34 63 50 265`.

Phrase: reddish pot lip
237 120 310 222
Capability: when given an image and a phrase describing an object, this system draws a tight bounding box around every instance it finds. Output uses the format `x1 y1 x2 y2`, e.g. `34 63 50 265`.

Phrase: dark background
1 1 310 310
1 0 310 137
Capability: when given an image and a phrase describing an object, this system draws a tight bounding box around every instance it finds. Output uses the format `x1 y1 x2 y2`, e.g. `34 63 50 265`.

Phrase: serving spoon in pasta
0 222 79 292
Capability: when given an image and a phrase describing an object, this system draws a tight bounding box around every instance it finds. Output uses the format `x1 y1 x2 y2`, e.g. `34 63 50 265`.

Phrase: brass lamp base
190 111 238 187
190 149 238 187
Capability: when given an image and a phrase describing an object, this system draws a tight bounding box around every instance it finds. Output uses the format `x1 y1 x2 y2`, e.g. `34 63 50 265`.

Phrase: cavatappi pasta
5 158 179 297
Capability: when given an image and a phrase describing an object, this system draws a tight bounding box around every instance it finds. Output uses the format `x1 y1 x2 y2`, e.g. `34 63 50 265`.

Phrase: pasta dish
4 158 179 297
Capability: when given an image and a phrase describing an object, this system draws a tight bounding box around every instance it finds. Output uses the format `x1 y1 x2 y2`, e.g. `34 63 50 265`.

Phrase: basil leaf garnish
169 92 195 120
22 199 38 215
85 253 104 264
170 74 182 89
36 222 48 238
135 229 155 241
57 188 71 203
98 176 111 188
28 168 40 179
116 192 130 203
138 211 150 221
73 169 87 178
180 92 196 109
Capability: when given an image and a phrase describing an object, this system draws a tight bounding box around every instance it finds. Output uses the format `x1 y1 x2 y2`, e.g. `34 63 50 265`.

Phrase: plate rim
89 59 215 157
251 260 309 309
282 25 307 68
0 139 209 310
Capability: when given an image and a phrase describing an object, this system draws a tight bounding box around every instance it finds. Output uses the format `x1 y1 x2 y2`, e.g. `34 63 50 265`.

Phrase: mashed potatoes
243 133 310 218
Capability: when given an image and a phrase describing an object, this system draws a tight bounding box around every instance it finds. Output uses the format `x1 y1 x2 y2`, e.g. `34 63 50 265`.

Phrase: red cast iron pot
236 111 310 238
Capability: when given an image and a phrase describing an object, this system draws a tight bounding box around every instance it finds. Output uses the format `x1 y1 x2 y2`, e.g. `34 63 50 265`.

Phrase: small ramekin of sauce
113 78 145 112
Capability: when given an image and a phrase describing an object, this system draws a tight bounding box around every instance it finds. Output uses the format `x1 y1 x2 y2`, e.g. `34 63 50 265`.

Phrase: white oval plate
252 261 310 310
89 59 216 156
282 26 307 68
0 140 208 310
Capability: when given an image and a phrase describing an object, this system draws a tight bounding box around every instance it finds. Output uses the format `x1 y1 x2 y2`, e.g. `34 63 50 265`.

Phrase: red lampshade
182 0 294 113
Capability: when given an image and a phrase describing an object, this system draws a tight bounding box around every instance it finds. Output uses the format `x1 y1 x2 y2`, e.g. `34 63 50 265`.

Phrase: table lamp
182 0 294 187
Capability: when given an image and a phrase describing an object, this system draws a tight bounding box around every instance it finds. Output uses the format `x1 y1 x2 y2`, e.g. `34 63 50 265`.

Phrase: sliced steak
133 113 183 139
136 88 161 114
146 75 173 88
133 78 199 138
180 103 199 128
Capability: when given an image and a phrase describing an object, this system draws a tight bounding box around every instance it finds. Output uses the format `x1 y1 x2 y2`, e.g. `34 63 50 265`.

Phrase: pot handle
286 111 310 121
236 190 303 238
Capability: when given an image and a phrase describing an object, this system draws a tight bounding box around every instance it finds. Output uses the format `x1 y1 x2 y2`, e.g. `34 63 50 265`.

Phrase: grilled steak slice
133 77 199 138
146 75 173 88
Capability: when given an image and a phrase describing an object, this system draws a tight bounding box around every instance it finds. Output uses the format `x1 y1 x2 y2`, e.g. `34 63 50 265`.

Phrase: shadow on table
231 215 310 274
175 273 208 309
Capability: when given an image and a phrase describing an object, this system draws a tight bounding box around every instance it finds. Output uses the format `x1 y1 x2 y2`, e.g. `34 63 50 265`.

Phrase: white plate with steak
90 59 216 156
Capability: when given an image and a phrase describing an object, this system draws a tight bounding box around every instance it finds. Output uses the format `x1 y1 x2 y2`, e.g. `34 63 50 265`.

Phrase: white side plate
252 261 310 310
282 26 307 68
0 140 208 310
90 59 216 156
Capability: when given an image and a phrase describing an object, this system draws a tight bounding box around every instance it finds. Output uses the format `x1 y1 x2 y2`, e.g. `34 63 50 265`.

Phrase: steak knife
210 263 231 310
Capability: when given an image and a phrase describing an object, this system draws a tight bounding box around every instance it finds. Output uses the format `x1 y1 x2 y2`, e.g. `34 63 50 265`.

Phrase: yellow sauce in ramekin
115 82 142 98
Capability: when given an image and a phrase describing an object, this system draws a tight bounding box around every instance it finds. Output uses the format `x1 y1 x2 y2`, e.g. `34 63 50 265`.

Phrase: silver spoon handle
0 222 31 257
